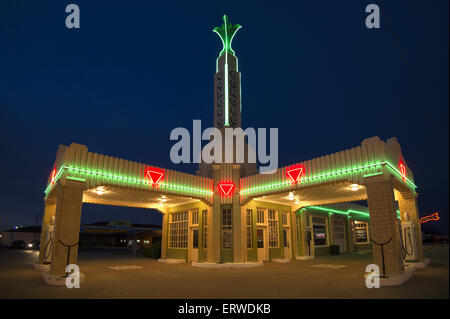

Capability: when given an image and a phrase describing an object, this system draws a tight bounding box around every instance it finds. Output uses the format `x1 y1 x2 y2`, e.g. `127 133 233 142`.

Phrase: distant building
0 226 41 248
79 222 162 248
0 223 161 248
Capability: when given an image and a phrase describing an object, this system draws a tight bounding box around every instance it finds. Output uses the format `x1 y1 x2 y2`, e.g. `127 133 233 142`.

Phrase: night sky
0 1 448 233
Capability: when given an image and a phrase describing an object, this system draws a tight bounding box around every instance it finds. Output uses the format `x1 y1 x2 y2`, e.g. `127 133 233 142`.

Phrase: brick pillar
364 176 404 277
38 200 56 264
299 212 310 256
207 165 221 263
290 211 299 259
346 218 355 253
232 164 244 263
161 213 168 259
50 177 85 277
398 192 424 262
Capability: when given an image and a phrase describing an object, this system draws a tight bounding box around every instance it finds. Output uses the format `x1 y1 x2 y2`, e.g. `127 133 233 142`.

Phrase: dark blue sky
0 0 448 232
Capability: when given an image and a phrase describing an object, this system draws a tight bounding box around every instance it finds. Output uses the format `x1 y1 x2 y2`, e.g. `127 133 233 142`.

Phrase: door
191 228 199 262
283 228 291 259
332 217 347 253
257 228 267 261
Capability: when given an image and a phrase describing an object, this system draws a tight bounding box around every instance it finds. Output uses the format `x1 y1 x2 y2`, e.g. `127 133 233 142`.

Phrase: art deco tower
197 16 257 178
213 15 242 129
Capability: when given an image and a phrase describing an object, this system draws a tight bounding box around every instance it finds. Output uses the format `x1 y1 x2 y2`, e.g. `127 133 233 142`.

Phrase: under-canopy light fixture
218 182 235 196
94 186 106 195
349 184 361 191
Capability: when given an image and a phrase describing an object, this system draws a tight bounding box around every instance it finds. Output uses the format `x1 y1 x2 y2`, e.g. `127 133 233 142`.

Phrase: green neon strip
240 161 417 195
44 166 214 196
224 63 229 126
212 15 242 57
362 172 383 178
66 176 86 182
43 166 65 194
300 206 401 220
384 162 415 187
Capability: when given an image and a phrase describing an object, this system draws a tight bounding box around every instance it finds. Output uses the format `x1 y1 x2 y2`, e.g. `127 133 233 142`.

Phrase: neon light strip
240 161 417 195
44 166 214 196
224 63 229 126
44 166 65 194
301 206 401 219
302 206 370 218
66 176 86 182
384 162 415 187
362 172 383 178
419 212 439 224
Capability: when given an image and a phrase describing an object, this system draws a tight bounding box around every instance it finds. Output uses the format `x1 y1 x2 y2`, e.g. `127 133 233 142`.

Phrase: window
332 217 345 240
257 209 265 224
192 210 199 225
312 216 327 246
257 229 264 248
246 209 253 249
355 221 369 243
268 210 279 247
283 229 288 247
169 211 188 248
192 229 199 249
202 210 208 248
282 212 289 226
222 208 232 249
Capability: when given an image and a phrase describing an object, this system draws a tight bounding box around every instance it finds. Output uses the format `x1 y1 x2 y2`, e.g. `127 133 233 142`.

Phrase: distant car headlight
28 243 33 247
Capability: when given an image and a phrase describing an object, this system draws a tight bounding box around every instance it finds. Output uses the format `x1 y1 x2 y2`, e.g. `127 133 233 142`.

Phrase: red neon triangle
219 184 234 196
287 167 303 183
147 170 164 185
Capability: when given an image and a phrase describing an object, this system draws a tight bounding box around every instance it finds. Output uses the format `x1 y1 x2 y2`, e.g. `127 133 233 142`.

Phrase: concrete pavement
0 245 447 299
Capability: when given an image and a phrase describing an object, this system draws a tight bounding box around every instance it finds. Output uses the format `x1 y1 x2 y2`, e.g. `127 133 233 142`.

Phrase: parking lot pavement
0 245 448 299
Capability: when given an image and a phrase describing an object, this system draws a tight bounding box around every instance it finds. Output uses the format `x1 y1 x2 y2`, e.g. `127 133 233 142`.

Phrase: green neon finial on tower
213 15 242 56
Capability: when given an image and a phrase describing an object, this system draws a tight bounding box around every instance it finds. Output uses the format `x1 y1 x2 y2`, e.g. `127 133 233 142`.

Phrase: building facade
37 16 424 283
162 200 373 263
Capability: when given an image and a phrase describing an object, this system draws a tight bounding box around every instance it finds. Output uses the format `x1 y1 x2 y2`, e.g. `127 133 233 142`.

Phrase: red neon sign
286 164 305 184
145 166 164 186
420 212 439 224
50 168 57 185
218 182 235 196
399 160 407 181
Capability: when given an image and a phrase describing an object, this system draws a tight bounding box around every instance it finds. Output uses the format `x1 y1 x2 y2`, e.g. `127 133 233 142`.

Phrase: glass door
257 228 267 261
